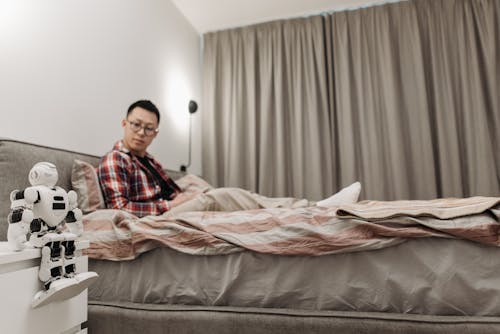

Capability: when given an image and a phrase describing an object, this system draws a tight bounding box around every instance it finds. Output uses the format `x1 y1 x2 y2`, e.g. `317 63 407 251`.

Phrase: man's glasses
126 120 159 136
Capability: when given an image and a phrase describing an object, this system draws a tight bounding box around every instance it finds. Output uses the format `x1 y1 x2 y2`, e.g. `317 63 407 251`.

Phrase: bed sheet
88 237 500 316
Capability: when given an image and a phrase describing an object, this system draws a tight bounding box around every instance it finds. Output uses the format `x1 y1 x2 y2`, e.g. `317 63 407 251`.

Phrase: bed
1 137 500 334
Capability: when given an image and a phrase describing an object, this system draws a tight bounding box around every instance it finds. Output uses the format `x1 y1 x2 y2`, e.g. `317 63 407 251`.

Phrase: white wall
0 0 202 175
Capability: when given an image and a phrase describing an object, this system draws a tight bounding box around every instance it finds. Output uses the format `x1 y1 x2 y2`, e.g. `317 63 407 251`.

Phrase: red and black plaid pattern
98 141 181 217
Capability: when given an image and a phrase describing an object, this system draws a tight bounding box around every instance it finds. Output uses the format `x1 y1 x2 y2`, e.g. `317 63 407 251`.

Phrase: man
98 100 182 217
99 100 361 218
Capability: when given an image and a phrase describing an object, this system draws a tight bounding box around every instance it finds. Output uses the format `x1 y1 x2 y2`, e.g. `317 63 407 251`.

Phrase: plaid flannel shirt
98 141 181 217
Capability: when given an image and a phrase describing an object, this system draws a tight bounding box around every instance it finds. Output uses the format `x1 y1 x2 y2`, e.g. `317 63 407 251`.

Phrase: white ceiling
171 0 391 34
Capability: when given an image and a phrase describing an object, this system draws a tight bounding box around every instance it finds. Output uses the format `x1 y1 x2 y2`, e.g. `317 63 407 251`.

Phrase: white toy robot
7 162 98 308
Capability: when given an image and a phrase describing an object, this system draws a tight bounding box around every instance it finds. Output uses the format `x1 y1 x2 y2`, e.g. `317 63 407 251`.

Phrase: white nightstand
0 241 90 334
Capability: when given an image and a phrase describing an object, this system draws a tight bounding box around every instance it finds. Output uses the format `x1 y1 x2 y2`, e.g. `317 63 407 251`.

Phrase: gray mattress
88 237 500 316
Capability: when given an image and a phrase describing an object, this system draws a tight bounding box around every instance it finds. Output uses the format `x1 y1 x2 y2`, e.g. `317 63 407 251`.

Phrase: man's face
122 107 159 157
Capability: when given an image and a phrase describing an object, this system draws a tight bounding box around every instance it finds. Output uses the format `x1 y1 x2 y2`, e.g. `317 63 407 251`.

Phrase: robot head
29 162 58 187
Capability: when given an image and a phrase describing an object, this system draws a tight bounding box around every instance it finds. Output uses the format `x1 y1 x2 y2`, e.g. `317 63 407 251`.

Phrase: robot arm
65 208 83 236
7 189 37 251
10 188 39 207
65 190 83 236
7 210 32 251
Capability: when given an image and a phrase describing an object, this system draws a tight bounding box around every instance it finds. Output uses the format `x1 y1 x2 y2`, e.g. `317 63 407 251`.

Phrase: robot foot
32 277 82 308
31 272 99 308
74 271 99 291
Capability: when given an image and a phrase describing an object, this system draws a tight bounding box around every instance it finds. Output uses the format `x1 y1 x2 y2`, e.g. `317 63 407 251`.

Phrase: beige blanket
82 198 500 261
336 196 500 219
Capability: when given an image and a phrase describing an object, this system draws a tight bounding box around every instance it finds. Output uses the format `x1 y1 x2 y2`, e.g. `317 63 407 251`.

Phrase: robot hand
65 208 83 236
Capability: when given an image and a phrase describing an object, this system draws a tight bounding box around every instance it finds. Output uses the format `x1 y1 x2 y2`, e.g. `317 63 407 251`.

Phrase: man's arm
98 152 169 217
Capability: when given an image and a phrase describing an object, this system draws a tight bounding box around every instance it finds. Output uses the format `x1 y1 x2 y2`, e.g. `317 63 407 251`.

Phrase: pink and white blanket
82 196 500 261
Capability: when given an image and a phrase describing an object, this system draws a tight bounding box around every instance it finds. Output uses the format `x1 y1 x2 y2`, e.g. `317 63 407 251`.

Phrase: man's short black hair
127 100 160 123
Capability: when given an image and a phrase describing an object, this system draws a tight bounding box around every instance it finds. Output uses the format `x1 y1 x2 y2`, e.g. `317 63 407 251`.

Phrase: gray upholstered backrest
0 138 100 241
0 138 185 241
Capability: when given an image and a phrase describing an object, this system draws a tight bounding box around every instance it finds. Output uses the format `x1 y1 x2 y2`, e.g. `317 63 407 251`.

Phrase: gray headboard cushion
0 138 185 241
0 138 100 241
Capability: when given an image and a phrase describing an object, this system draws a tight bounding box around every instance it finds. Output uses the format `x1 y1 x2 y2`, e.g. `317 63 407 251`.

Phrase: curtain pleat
202 0 499 201
414 0 500 197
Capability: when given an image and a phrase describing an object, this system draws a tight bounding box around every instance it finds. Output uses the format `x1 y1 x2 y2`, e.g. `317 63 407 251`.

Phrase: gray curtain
202 0 500 201
203 17 335 200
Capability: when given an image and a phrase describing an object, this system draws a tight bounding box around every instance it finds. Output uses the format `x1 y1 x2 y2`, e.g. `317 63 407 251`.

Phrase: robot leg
33 237 80 308
62 238 77 278
32 235 99 308
61 234 99 295
38 242 65 289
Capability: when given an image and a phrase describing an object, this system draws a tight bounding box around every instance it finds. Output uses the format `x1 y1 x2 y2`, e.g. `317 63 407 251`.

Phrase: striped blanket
82 198 500 261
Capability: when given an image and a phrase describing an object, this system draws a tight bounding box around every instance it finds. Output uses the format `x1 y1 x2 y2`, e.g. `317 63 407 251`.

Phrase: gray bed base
87 301 500 334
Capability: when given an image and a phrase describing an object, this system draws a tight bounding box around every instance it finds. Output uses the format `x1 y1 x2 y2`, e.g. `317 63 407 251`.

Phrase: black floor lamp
180 100 198 172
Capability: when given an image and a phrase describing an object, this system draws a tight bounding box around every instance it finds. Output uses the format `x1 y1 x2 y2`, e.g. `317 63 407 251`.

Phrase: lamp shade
188 100 198 114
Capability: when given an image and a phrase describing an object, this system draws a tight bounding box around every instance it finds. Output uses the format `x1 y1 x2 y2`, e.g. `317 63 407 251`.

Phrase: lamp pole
180 100 198 172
